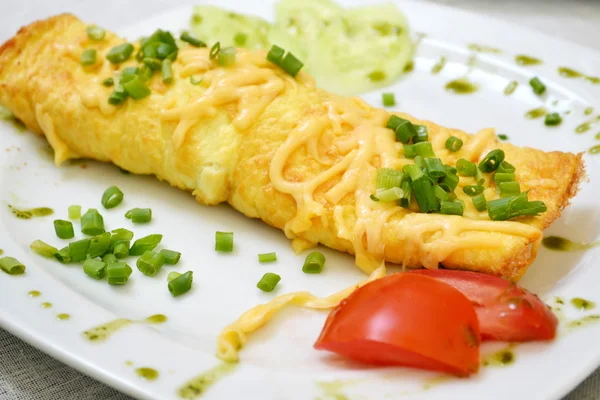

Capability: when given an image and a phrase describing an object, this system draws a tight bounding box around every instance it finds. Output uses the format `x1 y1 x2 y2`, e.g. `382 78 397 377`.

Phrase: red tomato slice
314 274 480 376
409 269 558 342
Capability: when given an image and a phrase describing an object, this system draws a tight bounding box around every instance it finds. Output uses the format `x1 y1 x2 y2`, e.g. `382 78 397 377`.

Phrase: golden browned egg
0 14 584 284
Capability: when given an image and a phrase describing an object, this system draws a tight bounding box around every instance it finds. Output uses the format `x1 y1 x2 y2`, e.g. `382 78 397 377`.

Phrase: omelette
0 15 584 360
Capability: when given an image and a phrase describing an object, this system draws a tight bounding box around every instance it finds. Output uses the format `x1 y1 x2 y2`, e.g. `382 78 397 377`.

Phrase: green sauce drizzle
41 302 52 309
585 107 594 116
125 360 133 367
595 132 600 140
8 205 54 219
576 115 600 133
423 375 452 390
83 318 132 342
483 345 516 367
431 56 446 75
403 60 414 73
543 236 599 251
145 314 168 324
524 107 547 119
178 363 236 399
504 81 518 96
568 315 600 329
589 144 600 155
136 367 159 381
571 298 595 311
316 380 352 400
467 43 501 53
445 78 478 95
515 54 542 66
558 67 600 84
0 249 3 255
57 313 71 320
28 290 41 297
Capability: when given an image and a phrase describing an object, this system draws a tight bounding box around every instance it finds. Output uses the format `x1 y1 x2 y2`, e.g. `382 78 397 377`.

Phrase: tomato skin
314 274 480 376
409 269 558 342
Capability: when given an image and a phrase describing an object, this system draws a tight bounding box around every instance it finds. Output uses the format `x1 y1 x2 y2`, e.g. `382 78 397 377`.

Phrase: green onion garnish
159 249 181 265
382 93 396 107
87 26 106 41
445 136 463 152
101 186 124 209
424 158 446 179
102 253 117 265
209 42 220 60
87 232 111 259
439 171 459 192
413 125 429 143
190 76 202 85
215 231 234 252
168 271 193 296
233 32 248 47
143 57 162 71
137 65 153 82
136 250 166 277
258 252 277 263
478 149 505 173
403 164 424 182
81 209 105 236
114 241 130 259
168 271 181 281
544 112 562 126
394 119 417 144
496 161 515 174
456 158 477 177
83 259 107 280
110 228 134 245
257 272 281 292
218 47 236 67
106 43 134 64
403 144 416 159
69 238 91 262
54 220 74 239
162 59 173 84
414 142 435 158
180 31 206 47
487 192 547 221
472 193 487 211
385 115 403 131
399 180 412 208
122 67 138 78
103 78 114 87
529 77 546 95
156 43 178 60
129 234 162 256
303 251 326 274
267 45 285 65
463 185 484 196
55 247 72 264
414 156 425 169
499 181 521 197
440 200 464 216
125 208 152 223
0 257 25 275
498 134 509 141
107 261 132 285
280 52 303 77
122 76 151 100
413 177 439 213
434 185 449 201
493 172 515 184
108 90 127 106
30 240 58 258
376 168 403 190
374 187 404 202
370 194 380 202
444 165 457 175
80 49 97 66
476 168 485 186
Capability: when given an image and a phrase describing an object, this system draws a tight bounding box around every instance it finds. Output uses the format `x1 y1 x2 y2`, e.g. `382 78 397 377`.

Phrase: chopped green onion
0 257 25 275
190 76 202 85
444 165 457 175
215 231 233 252
218 47 236 67
529 77 546 95
385 115 403 131
499 181 521 197
83 259 106 280
403 164 424 182
493 172 515 184
106 43 134 64
55 246 72 264
88 232 111 258
102 253 117 265
498 134 509 141
413 177 439 213
160 249 181 265
122 67 138 78
403 144 416 159
102 78 114 87
258 252 277 263
497 161 515 174
424 158 446 179
125 208 152 223
80 49 97 66
545 112 562 126
114 241 131 259
394 119 417 144
123 76 151 100
69 238 91 262
382 93 396 107
472 193 487 211
267 45 285 65
162 59 173 84
439 172 459 192
478 149 505 173
87 25 106 41
487 192 547 221
156 43 177 60
81 209 105 236
303 251 326 274
68 205 82 220
463 185 484 196
233 32 248 47
101 186 124 209
445 136 463 152
376 168 403 190
440 200 464 216
107 261 132 285
167 271 181 281
30 240 58 258
136 250 165 277
168 271 193 296
375 187 404 202
434 185 449 201
413 125 429 143
447 192 458 201
456 158 477 177
54 220 74 239
108 90 127 105
209 42 220 60
399 180 412 208
129 234 162 256
280 52 303 77
476 168 485 186
257 272 281 292
110 228 134 246
143 57 162 71
414 156 425 169
414 142 435 158
370 194 380 202
180 31 206 47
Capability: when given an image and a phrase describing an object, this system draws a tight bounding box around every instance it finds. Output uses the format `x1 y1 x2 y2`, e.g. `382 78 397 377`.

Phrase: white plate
1 1 600 399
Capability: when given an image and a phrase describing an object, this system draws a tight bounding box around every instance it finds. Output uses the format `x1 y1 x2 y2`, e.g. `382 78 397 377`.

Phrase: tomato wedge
314 274 480 376
410 269 558 342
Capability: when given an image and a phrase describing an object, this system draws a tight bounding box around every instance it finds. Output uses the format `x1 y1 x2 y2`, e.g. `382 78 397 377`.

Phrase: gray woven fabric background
1 0 599 399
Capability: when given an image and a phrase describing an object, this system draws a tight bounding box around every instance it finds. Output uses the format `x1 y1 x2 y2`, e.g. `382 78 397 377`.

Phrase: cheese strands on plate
0 14 584 361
